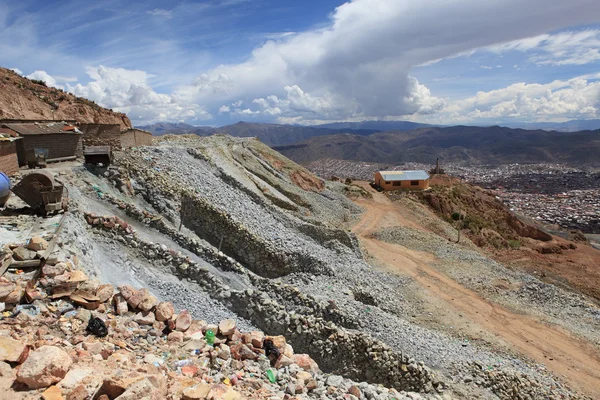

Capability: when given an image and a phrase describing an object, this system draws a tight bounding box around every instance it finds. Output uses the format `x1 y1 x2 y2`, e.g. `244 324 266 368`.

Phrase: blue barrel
0 172 11 207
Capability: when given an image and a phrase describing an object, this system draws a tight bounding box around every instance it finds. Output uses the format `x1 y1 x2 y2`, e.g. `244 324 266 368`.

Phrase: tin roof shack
0 135 21 175
79 124 121 149
0 122 81 166
374 170 430 191
121 128 153 148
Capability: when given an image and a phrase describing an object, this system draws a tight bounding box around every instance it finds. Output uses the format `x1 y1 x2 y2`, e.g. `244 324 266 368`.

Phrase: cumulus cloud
429 74 600 123
67 66 211 124
11 68 23 75
489 29 600 65
175 0 600 123
27 70 63 89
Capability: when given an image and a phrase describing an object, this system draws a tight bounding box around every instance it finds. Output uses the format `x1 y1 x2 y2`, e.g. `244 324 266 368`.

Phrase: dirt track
352 185 600 398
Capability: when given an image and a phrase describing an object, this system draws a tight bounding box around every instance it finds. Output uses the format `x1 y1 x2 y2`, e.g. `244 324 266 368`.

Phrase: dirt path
352 187 600 398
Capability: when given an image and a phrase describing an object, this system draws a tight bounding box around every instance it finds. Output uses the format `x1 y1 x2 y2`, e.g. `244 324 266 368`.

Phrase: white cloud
424 74 600 123
175 0 600 123
26 70 63 89
67 65 211 124
219 105 231 113
147 8 172 18
11 68 22 75
488 29 600 65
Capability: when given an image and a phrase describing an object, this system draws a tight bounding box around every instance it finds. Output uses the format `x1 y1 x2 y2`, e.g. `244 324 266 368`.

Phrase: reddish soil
290 169 324 192
352 182 600 398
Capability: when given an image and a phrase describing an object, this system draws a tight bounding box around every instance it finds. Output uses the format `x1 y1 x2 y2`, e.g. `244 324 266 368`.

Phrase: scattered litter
86 316 108 337
12 304 41 318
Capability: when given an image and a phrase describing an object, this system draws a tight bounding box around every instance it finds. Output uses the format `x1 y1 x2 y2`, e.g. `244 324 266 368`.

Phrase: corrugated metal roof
379 170 430 181
1 122 82 136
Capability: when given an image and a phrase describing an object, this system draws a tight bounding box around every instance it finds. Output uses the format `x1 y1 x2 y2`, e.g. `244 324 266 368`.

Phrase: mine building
120 128 153 148
374 170 431 191
0 121 82 166
0 135 21 175
79 124 153 149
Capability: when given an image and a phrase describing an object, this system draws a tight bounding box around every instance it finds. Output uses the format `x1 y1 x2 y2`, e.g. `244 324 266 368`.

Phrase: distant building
374 170 430 191
0 136 21 175
0 122 82 166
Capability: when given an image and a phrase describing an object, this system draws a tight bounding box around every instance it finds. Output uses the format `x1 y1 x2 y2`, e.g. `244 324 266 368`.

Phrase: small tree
452 211 465 243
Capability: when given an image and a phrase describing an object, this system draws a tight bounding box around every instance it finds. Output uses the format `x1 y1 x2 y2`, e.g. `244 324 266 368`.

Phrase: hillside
1 134 600 399
0 67 131 128
274 125 600 165
139 121 379 146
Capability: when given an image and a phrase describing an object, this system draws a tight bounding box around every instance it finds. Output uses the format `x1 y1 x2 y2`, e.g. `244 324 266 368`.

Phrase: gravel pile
49 135 592 399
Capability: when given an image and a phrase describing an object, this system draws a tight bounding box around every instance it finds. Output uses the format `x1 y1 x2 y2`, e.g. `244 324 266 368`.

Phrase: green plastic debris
266 368 277 383
205 329 215 345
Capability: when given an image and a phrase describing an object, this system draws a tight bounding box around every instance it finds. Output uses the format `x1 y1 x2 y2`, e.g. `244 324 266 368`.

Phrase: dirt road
352 185 600 398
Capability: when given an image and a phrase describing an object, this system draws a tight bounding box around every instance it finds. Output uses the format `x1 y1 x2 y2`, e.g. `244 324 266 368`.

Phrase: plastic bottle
266 368 277 383
205 329 215 345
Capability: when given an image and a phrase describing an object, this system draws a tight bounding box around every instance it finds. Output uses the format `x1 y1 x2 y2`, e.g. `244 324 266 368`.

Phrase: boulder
294 354 319 372
250 331 264 348
218 319 236 336
27 236 48 251
114 375 166 400
134 311 156 325
12 247 36 261
0 336 28 363
42 263 67 278
41 386 64 400
96 284 114 303
206 384 242 400
113 294 128 315
182 383 211 400
167 331 184 343
175 310 192 332
155 301 174 322
137 288 159 312
17 345 72 389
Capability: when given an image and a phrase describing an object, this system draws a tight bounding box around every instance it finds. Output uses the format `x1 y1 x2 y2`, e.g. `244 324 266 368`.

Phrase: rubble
0 236 439 400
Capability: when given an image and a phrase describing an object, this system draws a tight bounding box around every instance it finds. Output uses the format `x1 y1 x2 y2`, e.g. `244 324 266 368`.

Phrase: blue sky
1 0 600 126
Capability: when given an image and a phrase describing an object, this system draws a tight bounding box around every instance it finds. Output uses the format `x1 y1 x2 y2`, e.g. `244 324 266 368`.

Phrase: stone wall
19 133 81 162
181 192 330 278
79 124 121 149
0 140 19 175
121 129 153 148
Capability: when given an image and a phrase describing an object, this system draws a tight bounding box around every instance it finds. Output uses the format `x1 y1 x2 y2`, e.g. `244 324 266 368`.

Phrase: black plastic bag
264 339 280 365
86 316 108 337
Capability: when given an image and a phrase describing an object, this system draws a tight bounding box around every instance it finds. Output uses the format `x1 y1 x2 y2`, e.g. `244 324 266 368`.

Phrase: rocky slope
0 67 131 128
0 134 597 399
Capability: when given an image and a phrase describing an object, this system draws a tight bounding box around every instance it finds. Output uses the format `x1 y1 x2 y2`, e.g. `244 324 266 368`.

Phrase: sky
1 0 600 127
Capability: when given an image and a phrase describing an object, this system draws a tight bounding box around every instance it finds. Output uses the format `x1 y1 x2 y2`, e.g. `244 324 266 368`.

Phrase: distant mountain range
499 119 600 132
272 126 600 166
138 121 380 146
139 119 600 147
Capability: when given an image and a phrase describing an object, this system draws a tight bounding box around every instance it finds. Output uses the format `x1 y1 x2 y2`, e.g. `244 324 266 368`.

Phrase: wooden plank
8 260 41 269
0 256 12 276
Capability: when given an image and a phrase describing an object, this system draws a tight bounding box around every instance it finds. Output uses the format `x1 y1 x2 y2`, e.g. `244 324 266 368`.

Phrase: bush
451 212 462 221
508 239 521 249
345 177 353 185
31 79 47 87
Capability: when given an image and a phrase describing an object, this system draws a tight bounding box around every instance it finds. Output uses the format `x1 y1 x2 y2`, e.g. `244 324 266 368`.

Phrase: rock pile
0 237 439 400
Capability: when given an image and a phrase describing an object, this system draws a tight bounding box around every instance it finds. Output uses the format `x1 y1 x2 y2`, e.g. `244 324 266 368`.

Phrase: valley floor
351 182 600 398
